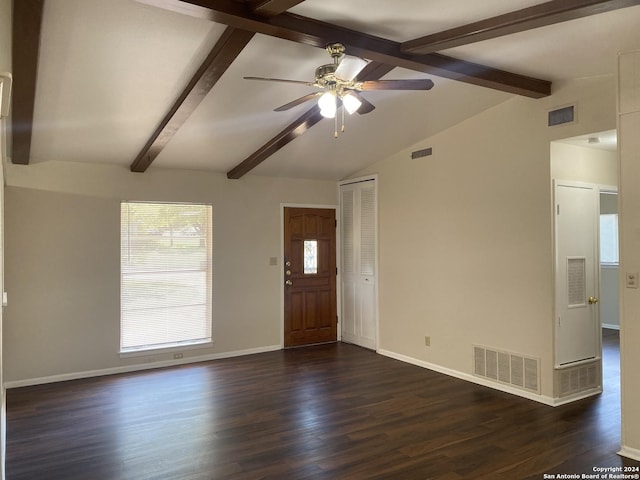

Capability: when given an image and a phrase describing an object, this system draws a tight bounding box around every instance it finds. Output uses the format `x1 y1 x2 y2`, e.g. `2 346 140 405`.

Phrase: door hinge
335 219 337 227
336 267 338 275
557 204 560 215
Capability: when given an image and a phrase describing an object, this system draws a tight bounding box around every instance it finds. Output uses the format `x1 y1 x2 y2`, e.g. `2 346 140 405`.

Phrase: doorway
599 191 619 331
282 207 337 347
599 190 620 396
551 130 618 400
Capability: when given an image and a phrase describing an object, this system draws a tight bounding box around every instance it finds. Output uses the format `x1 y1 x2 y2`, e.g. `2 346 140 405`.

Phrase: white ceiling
25 0 640 179
556 129 618 152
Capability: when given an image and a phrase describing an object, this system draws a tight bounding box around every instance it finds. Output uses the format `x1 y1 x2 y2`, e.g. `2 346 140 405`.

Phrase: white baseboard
377 349 558 406
618 445 640 462
550 388 602 406
4 345 282 389
602 323 620 330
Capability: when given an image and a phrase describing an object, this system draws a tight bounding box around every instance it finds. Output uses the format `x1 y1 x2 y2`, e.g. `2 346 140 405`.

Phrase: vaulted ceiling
11 0 640 180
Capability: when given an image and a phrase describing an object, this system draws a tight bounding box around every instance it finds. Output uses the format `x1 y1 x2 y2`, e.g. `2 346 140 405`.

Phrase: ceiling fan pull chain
341 105 346 133
334 112 338 138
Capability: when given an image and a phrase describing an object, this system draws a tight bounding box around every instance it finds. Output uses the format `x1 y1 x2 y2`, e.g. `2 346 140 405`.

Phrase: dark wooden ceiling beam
135 0 551 98
252 0 306 17
226 105 323 179
226 62 394 179
11 0 45 165
130 27 254 172
401 0 640 54
131 0 304 172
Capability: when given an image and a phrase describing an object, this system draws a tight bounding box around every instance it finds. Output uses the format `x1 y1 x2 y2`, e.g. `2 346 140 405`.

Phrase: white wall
0 0 9 74
0 0 10 477
618 50 640 460
601 266 620 328
352 75 617 401
551 142 617 186
3 161 337 383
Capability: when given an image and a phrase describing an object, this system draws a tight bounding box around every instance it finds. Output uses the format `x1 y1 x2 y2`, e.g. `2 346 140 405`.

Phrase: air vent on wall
411 147 432 159
557 363 600 397
474 345 540 393
548 105 575 126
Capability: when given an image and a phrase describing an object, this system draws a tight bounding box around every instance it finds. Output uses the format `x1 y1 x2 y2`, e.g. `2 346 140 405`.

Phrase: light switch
269 257 278 266
626 272 639 289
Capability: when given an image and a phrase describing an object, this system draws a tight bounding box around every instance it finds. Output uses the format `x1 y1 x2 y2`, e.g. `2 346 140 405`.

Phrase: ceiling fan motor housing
315 64 338 87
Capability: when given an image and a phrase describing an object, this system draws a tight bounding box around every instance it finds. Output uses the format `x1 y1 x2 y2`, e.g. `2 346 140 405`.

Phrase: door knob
285 280 293 286
588 296 599 304
285 270 292 276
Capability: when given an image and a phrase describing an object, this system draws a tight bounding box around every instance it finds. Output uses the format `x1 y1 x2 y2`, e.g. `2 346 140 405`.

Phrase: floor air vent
557 363 600 397
474 346 540 393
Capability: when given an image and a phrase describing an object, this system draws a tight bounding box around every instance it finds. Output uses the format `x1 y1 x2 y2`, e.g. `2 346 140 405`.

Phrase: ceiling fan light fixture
246 43 433 136
342 92 362 115
320 107 336 119
318 91 337 118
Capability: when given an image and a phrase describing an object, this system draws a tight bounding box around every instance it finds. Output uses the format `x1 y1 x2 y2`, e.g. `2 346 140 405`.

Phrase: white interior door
555 181 600 366
340 179 377 350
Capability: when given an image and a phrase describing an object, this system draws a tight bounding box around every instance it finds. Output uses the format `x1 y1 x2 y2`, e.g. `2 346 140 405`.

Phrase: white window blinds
120 202 212 353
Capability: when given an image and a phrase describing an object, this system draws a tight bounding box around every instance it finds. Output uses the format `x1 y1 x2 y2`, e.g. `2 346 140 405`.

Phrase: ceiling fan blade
274 92 322 112
244 76 317 87
359 79 435 91
347 92 375 114
335 56 369 81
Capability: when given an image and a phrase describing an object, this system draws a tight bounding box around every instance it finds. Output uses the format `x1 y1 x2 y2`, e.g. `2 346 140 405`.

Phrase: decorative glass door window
304 240 318 274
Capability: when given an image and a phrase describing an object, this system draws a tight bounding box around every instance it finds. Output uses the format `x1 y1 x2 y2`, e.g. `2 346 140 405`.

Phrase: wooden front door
284 207 337 347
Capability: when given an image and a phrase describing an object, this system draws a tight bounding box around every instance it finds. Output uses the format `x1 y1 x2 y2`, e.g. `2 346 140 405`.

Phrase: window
303 240 318 274
120 202 212 353
600 213 619 265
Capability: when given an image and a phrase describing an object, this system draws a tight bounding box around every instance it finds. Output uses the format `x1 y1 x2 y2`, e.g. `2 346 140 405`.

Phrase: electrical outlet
424 336 430 347
627 272 639 289
173 353 183 359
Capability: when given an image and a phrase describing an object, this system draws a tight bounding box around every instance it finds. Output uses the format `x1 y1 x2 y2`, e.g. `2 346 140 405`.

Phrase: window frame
119 201 213 356
599 213 619 267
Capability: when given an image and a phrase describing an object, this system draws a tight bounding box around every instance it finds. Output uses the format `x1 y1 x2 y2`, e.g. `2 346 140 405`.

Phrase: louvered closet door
341 180 377 349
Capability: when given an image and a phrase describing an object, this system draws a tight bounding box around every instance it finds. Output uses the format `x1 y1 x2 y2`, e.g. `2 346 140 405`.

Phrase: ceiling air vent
411 147 432 159
548 105 575 126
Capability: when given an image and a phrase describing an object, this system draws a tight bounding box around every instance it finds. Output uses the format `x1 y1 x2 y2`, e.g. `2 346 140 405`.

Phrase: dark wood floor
6 330 639 479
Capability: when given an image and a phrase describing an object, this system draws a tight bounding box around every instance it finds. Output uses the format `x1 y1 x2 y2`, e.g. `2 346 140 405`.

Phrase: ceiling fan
244 43 434 134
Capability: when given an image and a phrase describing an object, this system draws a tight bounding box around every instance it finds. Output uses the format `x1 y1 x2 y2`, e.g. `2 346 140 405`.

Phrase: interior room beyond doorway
551 129 618 399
